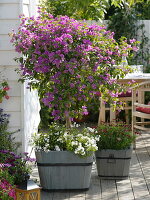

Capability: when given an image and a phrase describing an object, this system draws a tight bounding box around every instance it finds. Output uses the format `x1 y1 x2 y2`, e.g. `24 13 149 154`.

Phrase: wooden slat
134 125 150 131
131 81 150 89
119 97 132 101
0 20 20 34
69 191 86 200
136 122 150 125
129 145 150 199
136 133 150 193
133 111 150 118
0 3 19 19
1 97 21 111
137 88 150 92
101 179 118 200
141 132 150 154
105 106 132 111
52 192 70 200
41 191 53 200
0 0 19 3
116 179 134 200
134 102 150 108
86 164 102 200
0 51 19 65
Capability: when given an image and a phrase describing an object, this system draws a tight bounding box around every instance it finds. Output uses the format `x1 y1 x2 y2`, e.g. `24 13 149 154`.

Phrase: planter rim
35 150 94 163
35 150 94 156
97 146 133 151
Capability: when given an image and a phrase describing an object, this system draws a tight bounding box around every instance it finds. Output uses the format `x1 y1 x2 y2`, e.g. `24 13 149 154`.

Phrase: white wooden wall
0 0 40 154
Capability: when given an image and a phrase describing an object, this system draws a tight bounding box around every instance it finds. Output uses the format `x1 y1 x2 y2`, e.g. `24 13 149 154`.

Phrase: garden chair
132 81 150 146
98 91 132 125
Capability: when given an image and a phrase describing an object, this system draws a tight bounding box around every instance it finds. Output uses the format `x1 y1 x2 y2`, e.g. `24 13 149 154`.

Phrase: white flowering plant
33 123 100 157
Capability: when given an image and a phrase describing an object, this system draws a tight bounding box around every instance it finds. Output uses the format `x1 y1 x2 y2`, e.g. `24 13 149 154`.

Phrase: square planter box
35 151 94 190
95 147 132 179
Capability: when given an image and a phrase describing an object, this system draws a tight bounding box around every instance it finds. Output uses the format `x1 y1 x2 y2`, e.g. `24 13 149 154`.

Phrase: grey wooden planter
95 147 133 179
35 151 94 190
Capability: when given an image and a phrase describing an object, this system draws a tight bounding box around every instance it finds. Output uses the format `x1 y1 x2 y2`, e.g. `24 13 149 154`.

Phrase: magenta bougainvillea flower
0 81 10 102
11 9 138 121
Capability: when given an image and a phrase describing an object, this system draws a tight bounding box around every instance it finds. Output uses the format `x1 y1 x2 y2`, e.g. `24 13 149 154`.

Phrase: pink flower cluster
0 81 10 102
11 10 138 120
0 179 16 200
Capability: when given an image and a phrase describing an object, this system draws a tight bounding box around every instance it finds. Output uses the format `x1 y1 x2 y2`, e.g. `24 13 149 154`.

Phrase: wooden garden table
98 73 150 125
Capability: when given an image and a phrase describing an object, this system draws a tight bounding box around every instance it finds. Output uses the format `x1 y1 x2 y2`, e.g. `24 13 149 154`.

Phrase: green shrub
96 122 136 150
0 108 20 151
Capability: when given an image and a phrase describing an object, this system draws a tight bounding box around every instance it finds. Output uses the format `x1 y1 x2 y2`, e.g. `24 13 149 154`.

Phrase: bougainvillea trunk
65 114 72 128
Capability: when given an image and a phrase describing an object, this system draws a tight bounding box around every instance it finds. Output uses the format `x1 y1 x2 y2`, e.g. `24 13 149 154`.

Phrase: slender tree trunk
65 114 72 128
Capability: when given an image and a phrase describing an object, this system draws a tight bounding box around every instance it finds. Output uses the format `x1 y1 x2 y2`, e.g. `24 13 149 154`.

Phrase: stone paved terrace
31 132 150 200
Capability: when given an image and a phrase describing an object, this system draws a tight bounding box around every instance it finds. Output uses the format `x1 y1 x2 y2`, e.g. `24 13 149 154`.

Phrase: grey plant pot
35 151 94 190
95 146 133 179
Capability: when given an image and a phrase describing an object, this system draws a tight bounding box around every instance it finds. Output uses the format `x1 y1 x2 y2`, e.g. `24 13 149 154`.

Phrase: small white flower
76 134 83 138
54 132 60 135
63 132 68 137
57 138 63 142
75 123 80 127
71 141 78 146
81 151 85 155
55 145 60 151
95 135 100 141
87 127 95 133
90 139 96 145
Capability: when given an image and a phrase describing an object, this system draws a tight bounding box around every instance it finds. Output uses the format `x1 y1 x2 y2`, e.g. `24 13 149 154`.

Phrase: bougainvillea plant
0 81 10 103
11 9 138 126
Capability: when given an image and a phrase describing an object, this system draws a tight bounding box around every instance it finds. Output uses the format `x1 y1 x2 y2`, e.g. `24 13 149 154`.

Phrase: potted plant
10 9 138 190
95 122 136 179
33 122 99 190
0 150 36 185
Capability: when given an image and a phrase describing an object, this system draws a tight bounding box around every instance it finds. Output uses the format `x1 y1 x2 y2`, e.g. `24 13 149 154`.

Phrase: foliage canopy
40 0 146 20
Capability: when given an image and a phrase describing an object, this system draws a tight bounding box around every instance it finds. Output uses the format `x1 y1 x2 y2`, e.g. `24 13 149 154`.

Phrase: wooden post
132 88 136 149
110 107 116 123
138 87 145 126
